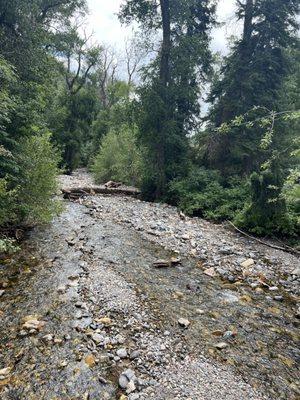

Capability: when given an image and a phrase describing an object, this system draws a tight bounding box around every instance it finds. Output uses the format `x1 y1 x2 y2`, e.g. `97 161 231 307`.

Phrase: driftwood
62 185 141 199
227 221 300 256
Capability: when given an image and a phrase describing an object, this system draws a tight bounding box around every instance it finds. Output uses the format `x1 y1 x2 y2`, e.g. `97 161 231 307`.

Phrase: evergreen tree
120 0 216 199
206 0 299 175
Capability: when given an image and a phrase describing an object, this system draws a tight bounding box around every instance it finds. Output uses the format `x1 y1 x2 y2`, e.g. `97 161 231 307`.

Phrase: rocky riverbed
0 171 299 399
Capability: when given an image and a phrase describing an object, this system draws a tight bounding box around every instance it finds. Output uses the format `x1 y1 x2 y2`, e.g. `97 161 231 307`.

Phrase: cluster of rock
82 195 299 296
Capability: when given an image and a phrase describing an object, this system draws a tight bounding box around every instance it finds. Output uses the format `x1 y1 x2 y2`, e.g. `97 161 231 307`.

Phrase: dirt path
0 171 299 399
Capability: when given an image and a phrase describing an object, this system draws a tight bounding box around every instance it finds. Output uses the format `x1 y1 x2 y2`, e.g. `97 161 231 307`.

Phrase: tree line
0 0 299 246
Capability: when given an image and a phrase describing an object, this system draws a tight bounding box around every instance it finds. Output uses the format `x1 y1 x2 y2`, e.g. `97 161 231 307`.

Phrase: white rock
214 342 228 350
126 380 136 394
240 259 255 268
178 318 190 328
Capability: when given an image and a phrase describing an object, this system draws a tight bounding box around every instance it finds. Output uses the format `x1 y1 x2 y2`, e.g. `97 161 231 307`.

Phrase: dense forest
0 0 299 249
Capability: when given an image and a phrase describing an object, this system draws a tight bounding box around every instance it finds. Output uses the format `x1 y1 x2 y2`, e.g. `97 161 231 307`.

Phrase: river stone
91 333 103 344
152 260 170 268
292 267 300 276
126 380 136 394
0 367 11 378
119 374 129 389
240 258 254 268
215 342 228 350
130 350 141 360
117 348 128 358
178 318 190 328
124 369 136 381
204 267 217 278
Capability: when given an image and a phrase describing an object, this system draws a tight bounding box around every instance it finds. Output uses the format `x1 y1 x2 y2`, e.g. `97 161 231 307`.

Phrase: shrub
92 126 142 186
236 168 299 236
0 178 16 226
0 237 20 254
15 131 62 225
168 167 249 221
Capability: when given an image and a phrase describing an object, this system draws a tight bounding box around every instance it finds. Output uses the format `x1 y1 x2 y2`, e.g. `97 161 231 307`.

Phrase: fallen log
227 221 300 256
62 185 141 199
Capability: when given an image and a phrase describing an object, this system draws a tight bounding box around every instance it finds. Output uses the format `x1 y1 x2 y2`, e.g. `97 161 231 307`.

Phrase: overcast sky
86 0 239 54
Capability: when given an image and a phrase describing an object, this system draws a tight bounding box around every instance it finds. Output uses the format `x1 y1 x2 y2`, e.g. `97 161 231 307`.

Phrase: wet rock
0 290 5 297
269 286 279 291
178 318 190 328
274 296 283 301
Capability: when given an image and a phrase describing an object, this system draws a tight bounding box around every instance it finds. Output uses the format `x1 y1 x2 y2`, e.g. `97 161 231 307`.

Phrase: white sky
87 0 239 54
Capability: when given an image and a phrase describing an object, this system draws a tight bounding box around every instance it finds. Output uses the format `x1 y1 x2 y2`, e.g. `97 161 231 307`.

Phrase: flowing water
0 200 299 399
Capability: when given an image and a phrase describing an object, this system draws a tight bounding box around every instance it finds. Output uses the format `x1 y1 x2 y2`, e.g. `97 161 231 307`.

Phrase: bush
15 132 62 225
0 178 16 226
236 168 299 236
168 167 249 221
92 126 142 186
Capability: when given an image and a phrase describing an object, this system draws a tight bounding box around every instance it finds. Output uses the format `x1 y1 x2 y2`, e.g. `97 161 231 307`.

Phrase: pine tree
206 0 299 175
120 0 216 199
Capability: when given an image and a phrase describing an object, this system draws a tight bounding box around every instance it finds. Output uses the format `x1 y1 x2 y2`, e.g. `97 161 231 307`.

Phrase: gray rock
119 374 129 389
117 348 128 358
274 295 283 301
91 333 104 344
124 368 136 380
130 350 141 360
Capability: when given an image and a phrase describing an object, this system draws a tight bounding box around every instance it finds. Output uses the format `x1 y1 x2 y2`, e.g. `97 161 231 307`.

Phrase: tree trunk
156 0 171 198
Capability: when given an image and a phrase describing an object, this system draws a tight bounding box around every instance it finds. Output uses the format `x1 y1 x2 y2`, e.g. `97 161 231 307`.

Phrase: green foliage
168 167 249 221
0 178 17 226
0 238 20 255
206 0 299 174
236 165 298 236
15 132 62 225
120 0 216 198
92 126 142 186
283 169 300 225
